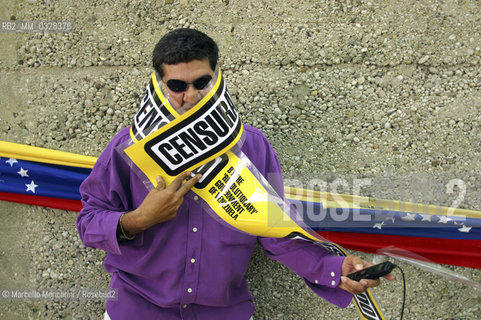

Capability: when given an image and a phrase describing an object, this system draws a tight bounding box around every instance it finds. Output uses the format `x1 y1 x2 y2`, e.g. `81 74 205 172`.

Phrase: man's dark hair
153 28 219 78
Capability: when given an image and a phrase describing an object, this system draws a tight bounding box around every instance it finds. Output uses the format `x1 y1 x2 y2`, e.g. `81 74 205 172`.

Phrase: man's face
161 58 215 115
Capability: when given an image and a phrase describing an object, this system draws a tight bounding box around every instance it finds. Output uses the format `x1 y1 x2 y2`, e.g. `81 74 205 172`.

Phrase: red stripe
0 192 82 212
1 192 479 268
317 231 481 269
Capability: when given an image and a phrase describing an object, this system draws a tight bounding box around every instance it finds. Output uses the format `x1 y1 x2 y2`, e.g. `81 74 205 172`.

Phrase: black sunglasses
166 75 213 93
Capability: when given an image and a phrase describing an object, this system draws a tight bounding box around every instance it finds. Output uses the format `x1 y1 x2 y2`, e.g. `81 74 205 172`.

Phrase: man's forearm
118 209 152 238
117 173 202 240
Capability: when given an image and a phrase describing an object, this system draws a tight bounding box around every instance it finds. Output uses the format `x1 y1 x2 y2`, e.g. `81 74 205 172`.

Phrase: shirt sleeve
246 126 353 308
76 129 144 255
258 237 353 308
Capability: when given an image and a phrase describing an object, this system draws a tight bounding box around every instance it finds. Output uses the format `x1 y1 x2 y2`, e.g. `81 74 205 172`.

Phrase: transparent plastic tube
378 246 481 290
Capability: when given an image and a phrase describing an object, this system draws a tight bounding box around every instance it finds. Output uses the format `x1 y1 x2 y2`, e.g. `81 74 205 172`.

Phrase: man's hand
121 172 202 236
339 255 394 295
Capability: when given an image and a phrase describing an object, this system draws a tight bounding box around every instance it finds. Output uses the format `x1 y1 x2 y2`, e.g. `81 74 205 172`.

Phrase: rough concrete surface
0 0 480 319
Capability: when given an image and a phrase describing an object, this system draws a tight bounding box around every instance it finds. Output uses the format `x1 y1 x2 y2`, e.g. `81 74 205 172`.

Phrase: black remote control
347 261 396 281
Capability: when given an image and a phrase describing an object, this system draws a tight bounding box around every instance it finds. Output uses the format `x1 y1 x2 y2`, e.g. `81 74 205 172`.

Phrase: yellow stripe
365 289 385 320
0 141 96 168
285 186 481 219
152 71 180 118
353 289 385 320
129 127 138 143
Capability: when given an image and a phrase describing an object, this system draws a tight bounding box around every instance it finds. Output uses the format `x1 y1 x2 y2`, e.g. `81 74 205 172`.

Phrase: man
77 28 391 320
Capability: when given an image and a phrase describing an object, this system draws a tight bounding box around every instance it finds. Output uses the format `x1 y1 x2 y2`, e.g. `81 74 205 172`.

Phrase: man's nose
183 85 199 104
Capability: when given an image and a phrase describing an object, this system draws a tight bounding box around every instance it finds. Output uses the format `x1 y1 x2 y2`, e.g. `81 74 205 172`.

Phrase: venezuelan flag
1 141 480 268
0 141 95 211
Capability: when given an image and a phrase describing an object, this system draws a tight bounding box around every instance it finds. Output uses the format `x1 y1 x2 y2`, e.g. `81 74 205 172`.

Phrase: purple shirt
77 125 352 320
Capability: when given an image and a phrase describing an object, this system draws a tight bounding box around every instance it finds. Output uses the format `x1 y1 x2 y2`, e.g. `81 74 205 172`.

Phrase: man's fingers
177 173 202 195
165 172 201 195
383 273 395 281
167 172 192 191
155 176 166 190
341 276 367 295
359 278 380 288
349 256 365 271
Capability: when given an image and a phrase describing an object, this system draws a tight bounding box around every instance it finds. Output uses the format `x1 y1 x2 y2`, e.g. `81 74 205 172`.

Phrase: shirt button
190 258 196 263
331 280 336 286
187 288 192 293
192 227 198 232
194 195 199 200
314 280 318 284
183 304 188 309
331 272 335 277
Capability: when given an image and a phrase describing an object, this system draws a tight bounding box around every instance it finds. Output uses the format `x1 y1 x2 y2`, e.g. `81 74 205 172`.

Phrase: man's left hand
338 255 394 295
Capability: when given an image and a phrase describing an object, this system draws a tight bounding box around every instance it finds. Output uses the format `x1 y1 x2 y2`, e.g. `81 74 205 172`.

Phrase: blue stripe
288 199 481 240
0 157 90 200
